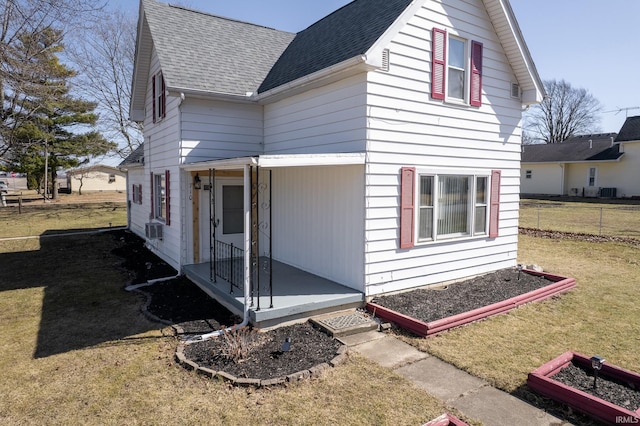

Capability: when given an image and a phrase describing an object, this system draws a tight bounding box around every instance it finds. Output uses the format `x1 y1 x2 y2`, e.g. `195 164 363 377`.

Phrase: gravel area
371 268 553 323
553 362 640 411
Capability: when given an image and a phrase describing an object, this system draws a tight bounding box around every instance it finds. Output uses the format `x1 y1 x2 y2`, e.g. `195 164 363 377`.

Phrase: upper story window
525 170 532 179
152 72 166 123
431 28 483 107
447 36 466 100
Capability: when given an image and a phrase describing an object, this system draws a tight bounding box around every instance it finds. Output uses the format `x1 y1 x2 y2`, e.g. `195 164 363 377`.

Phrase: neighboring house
521 117 640 198
125 0 543 327
65 165 127 194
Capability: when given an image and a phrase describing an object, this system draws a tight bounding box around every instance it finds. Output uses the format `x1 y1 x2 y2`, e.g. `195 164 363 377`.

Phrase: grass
0 204 475 425
520 197 640 238
399 233 640 418
0 191 127 240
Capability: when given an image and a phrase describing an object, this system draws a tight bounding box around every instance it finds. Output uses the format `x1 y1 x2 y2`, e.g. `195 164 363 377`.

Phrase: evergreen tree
6 27 115 198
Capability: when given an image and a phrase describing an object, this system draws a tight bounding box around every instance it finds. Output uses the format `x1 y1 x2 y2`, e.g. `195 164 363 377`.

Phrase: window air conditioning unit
145 222 163 240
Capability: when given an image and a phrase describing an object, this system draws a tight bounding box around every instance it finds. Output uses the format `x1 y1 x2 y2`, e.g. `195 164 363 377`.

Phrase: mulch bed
553 362 640 411
371 267 553 324
109 230 344 383
183 322 342 381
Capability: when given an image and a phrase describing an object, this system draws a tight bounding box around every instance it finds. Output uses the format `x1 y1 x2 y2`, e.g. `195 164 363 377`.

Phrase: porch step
310 310 379 337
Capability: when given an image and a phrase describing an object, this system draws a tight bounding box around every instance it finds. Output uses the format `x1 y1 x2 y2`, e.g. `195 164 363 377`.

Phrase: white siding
180 98 263 164
69 170 127 193
617 142 640 197
363 0 524 296
520 163 564 195
263 75 368 154
141 47 182 271
127 166 149 240
269 165 365 291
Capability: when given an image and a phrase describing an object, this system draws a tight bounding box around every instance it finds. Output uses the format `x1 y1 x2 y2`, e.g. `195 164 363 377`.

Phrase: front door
199 177 244 261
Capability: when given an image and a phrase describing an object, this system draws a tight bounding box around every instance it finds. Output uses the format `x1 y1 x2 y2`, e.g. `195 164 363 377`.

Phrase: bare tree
524 79 602 144
69 7 142 160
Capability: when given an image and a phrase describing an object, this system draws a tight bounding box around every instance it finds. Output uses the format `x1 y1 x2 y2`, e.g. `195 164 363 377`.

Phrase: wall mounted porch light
194 173 201 190
591 355 605 389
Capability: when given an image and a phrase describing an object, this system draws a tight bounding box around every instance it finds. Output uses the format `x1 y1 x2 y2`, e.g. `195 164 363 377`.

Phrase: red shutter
400 167 416 249
489 170 501 238
137 184 142 204
161 74 166 119
150 172 154 219
165 170 170 226
431 28 447 100
152 75 157 123
470 41 483 107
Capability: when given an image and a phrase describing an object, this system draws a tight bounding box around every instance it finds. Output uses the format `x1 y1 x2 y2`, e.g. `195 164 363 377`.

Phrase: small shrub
218 326 259 363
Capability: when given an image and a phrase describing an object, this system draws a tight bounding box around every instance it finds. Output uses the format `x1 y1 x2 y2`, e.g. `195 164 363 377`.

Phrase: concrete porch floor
183 258 364 329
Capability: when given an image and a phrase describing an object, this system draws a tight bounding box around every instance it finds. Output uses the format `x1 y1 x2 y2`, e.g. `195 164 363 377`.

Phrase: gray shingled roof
257 0 413 93
615 116 640 142
521 136 623 163
119 143 145 167
142 0 295 96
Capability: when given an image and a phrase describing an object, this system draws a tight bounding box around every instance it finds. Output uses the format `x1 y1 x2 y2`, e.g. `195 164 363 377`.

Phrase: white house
66 165 127 193
124 0 543 327
521 117 640 198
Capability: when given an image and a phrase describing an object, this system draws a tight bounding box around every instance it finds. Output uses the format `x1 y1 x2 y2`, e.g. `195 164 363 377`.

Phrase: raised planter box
527 351 640 425
422 413 468 426
366 269 575 337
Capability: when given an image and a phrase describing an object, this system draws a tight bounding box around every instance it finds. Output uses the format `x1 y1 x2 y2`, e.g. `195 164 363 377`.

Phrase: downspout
186 163 252 343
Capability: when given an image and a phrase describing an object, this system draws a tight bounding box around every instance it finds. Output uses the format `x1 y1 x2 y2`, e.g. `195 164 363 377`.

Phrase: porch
183 259 364 329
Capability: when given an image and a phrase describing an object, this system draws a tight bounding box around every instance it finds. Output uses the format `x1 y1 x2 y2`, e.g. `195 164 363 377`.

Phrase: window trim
446 34 468 104
152 71 166 123
588 167 597 187
415 169 491 244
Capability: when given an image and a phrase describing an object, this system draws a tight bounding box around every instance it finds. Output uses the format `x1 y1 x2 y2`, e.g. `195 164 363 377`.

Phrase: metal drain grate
317 313 371 330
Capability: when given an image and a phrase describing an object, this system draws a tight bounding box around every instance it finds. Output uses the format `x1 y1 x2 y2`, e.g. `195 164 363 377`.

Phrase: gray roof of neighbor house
615 116 640 142
521 134 623 163
257 0 413 93
119 144 145 167
141 0 295 96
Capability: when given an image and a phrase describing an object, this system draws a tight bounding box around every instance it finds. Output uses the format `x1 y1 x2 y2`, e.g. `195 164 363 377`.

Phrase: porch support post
243 164 251 316
269 169 273 309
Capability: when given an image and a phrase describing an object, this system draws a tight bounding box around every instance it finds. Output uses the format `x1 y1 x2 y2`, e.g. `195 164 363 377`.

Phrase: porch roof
181 152 366 171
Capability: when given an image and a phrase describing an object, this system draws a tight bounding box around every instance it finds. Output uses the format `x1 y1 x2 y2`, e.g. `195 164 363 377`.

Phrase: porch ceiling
181 153 366 171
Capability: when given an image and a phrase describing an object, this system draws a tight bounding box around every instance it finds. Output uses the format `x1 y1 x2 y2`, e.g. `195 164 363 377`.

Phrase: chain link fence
519 200 640 239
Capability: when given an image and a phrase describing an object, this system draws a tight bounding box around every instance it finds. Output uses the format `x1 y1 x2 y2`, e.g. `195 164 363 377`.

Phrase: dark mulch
553 362 640 411
143 277 242 334
109 230 342 380
110 229 178 283
184 322 341 380
371 267 554 324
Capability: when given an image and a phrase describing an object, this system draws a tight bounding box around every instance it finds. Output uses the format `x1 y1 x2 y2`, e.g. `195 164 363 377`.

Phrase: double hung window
431 28 483 106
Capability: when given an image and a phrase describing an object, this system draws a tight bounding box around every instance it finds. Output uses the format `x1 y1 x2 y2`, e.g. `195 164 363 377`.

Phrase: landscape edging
175 340 348 387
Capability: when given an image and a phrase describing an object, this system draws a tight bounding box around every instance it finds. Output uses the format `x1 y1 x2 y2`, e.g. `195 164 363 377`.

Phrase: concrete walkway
340 331 569 425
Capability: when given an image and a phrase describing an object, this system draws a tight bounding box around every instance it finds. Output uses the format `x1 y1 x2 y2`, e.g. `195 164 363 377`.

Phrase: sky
110 0 640 135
